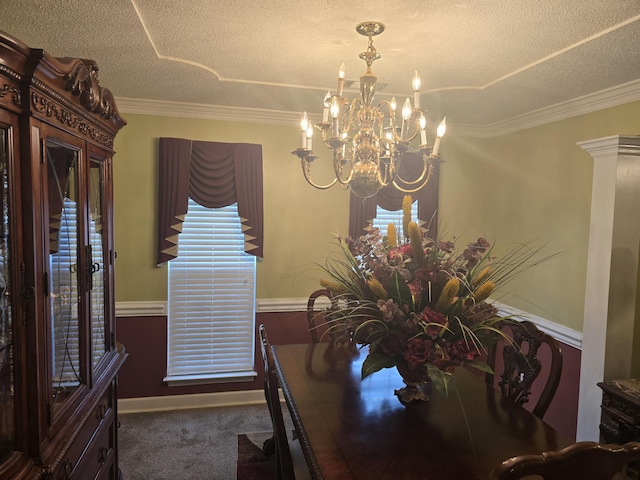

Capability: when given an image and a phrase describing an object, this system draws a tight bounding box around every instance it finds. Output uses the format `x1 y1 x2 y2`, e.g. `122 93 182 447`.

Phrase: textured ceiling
2 0 640 132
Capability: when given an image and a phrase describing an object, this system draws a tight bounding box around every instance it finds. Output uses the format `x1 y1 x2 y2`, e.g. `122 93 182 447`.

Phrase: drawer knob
63 459 74 479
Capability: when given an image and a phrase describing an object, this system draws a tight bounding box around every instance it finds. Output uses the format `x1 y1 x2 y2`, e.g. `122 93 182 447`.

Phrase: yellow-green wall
440 100 640 331
113 100 640 332
112 114 349 302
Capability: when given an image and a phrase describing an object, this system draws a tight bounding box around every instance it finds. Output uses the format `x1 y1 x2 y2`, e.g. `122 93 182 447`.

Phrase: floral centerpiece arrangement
317 196 550 401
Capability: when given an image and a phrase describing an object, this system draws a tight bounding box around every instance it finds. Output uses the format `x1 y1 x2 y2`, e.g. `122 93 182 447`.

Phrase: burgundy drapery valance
348 152 440 239
157 137 263 265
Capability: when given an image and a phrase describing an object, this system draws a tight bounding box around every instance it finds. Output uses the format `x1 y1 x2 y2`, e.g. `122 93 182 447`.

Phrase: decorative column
576 135 640 441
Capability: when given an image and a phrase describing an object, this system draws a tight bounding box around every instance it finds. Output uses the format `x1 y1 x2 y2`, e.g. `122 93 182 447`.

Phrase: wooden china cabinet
0 31 127 479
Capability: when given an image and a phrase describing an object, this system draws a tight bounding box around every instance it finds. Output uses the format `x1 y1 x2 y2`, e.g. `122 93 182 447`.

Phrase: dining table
272 342 574 480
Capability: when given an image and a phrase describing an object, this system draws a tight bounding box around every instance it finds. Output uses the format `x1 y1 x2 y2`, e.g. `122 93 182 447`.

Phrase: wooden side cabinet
0 31 127 479
598 378 640 444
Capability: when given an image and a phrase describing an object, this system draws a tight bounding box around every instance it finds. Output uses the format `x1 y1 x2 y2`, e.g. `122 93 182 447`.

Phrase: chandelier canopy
292 21 446 199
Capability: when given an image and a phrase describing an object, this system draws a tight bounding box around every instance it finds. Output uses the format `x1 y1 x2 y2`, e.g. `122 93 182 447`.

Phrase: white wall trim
116 78 640 138
117 299 581 349
115 97 301 126
256 297 307 313
114 298 307 316
115 301 167 317
118 390 266 414
575 135 640 442
444 78 640 138
492 301 582 350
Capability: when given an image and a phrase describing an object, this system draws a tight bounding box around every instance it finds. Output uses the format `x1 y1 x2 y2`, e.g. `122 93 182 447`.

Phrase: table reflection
275 342 571 480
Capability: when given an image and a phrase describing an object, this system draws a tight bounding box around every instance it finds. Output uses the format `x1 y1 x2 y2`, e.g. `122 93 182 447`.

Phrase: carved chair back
488 441 640 479
485 320 563 418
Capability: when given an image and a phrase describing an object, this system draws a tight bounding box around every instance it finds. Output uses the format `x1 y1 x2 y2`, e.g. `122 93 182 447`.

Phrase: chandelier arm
392 163 434 193
393 154 432 186
301 158 339 190
377 158 398 187
342 97 360 137
404 126 421 144
333 148 354 185
376 100 396 138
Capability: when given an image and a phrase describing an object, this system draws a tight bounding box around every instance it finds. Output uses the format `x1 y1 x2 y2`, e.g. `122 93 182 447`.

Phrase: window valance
157 137 263 264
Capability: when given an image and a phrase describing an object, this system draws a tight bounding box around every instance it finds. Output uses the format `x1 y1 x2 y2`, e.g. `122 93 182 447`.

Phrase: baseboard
118 389 266 414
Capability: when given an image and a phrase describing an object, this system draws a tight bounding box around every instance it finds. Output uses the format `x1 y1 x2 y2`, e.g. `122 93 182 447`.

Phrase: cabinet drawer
52 417 115 480
51 387 114 480
73 419 115 480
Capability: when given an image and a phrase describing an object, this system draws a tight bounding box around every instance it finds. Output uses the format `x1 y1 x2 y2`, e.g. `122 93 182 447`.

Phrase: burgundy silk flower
421 307 446 337
404 337 432 369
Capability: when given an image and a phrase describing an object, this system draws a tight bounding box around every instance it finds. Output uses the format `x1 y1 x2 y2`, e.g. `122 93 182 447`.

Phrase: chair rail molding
576 134 640 442
115 299 580 349
116 301 167 317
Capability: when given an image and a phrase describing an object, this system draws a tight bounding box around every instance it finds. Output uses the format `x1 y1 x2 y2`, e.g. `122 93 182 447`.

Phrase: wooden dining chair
306 289 333 343
485 319 563 418
259 324 310 480
488 441 640 479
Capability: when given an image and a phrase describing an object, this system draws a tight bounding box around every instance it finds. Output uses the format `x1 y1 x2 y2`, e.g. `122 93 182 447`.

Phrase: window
165 199 257 385
372 199 418 239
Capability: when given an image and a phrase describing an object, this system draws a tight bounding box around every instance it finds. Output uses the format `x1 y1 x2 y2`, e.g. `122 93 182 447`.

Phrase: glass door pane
46 140 81 412
0 128 14 462
89 158 107 370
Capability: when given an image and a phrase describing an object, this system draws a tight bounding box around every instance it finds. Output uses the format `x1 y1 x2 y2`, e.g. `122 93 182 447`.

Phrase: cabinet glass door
89 157 107 371
46 140 81 412
0 128 13 462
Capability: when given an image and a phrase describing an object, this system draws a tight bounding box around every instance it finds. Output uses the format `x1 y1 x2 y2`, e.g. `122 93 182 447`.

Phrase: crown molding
114 97 301 126
116 78 640 137
454 78 640 138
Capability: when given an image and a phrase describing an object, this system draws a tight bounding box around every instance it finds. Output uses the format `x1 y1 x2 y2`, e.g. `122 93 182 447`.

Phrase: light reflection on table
275 342 572 480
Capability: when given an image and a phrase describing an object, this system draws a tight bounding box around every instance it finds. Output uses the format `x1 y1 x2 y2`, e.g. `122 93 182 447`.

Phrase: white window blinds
166 200 256 384
372 200 418 239
50 197 80 384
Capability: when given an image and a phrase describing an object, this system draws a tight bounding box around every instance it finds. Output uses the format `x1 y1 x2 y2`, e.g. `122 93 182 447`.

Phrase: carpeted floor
118 403 277 479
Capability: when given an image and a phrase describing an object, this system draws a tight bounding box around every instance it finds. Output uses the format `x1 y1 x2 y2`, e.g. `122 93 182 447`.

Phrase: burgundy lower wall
116 310 580 439
115 311 311 399
540 343 580 441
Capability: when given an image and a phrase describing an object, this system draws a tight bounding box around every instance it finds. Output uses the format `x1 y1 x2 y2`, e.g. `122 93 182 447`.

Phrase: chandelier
292 21 446 199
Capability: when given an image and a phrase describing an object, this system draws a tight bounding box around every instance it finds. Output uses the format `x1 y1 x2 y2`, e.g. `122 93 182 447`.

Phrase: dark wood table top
273 342 573 480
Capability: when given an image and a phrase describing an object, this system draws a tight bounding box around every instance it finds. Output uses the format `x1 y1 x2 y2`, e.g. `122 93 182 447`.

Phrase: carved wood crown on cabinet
0 31 127 479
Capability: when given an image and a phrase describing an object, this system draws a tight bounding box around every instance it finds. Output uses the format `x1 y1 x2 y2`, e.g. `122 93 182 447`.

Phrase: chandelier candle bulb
323 91 331 122
337 63 346 97
300 112 309 148
330 97 340 137
401 97 412 139
389 96 397 126
432 117 447 156
412 71 421 109
419 115 427 145
306 126 313 150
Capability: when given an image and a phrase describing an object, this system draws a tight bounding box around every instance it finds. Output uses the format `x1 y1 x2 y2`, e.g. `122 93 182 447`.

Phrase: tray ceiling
2 0 640 134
